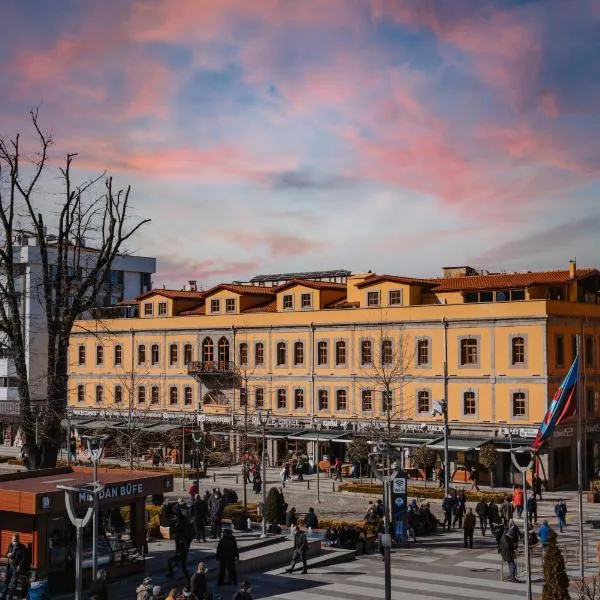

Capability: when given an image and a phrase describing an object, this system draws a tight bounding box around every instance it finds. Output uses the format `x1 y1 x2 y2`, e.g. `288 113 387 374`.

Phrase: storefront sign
78 481 145 503
398 423 445 435
554 427 574 439
587 423 600 434
198 414 232 425
499 427 538 438
68 408 195 422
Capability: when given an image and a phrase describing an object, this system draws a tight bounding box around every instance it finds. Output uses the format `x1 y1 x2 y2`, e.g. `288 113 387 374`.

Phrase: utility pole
82 436 104 581
432 399 450 496
258 409 270 537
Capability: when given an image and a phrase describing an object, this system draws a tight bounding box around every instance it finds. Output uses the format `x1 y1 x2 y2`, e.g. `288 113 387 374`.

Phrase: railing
187 361 235 374
501 540 593 581
0 399 45 419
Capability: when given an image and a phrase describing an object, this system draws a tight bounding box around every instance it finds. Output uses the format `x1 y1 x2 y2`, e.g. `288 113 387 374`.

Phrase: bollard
332 482 335 492
307 480 310 490
213 472 216 482
236 474 239 484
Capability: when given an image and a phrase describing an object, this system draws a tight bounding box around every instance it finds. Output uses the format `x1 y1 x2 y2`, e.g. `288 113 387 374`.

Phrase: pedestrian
463 508 476 549
69 434 77 463
210 490 225 539
280 464 287 488
285 507 297 528
88 568 108 600
3 533 26 600
538 520 552 555
500 496 513 527
192 494 208 542
252 471 262 494
296 457 304 482
512 485 524 519
555 498 567 532
452 493 465 529
334 457 343 482
526 495 538 524
304 507 319 530
437 466 445 489
532 473 543 501
470 465 480 491
188 481 198 501
167 518 191 583
26 574 51 600
231 581 253 600
475 498 488 536
442 494 453 530
190 562 207 600
135 577 154 600
499 531 519 582
216 529 239 587
286 525 309 574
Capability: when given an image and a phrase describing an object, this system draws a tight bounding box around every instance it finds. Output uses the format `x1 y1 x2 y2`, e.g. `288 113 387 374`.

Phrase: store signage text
79 481 144 503
554 427 574 439
398 423 445 435
69 408 194 422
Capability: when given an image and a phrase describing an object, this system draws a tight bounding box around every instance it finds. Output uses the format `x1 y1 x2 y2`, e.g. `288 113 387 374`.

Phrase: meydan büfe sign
78 481 145 503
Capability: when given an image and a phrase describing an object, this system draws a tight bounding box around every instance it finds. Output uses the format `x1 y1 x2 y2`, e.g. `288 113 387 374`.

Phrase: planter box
587 492 600 503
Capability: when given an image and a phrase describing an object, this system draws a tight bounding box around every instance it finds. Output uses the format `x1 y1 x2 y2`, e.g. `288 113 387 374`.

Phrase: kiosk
0 466 173 587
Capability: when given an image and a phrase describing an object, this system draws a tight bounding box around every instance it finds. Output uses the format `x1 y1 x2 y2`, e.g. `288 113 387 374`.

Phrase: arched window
276 342 287 366
114 385 123 404
277 388 287 409
239 343 248 366
151 344 160 365
218 337 230 364
114 345 122 366
77 384 85 403
169 386 178 405
138 344 146 365
318 389 328 410
254 342 264 365
95 385 103 403
138 386 146 403
169 344 178 366
294 342 304 365
381 339 393 366
151 386 160 404
184 386 193 405
361 340 372 365
336 389 347 411
184 343 193 365
255 388 264 408
96 345 104 366
335 341 346 366
202 337 214 364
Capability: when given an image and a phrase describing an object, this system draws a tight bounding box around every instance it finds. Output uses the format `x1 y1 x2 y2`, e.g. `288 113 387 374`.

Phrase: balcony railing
187 361 239 388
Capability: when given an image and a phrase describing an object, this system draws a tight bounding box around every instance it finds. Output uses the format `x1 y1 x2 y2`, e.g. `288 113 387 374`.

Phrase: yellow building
67 263 600 489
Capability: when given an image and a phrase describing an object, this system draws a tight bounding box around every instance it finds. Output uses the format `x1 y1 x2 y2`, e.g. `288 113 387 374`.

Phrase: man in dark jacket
304 507 318 529
3 534 26 600
216 529 239 587
475 499 488 536
463 508 476 549
499 531 518 582
442 495 454 530
192 494 208 542
211 491 225 539
285 507 297 527
286 526 309 574
167 518 191 582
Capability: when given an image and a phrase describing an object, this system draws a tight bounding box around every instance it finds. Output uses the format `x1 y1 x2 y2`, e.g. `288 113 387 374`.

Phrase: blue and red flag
532 355 579 450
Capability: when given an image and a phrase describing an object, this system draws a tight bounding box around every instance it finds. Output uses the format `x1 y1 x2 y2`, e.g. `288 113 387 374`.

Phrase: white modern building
1 231 156 443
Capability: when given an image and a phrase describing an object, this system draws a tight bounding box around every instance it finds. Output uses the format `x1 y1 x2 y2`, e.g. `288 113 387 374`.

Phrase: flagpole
576 333 585 582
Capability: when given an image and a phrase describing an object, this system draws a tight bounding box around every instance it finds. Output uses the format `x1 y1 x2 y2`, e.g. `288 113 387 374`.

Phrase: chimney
188 280 197 292
569 259 576 279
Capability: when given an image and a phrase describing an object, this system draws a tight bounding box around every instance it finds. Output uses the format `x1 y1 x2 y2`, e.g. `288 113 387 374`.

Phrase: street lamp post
191 430 204 490
432 399 450 496
511 446 534 600
315 420 322 504
82 435 105 581
257 409 270 537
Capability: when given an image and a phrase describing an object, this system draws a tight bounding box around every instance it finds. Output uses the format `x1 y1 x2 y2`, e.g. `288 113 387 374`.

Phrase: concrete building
66 263 600 489
0 231 155 441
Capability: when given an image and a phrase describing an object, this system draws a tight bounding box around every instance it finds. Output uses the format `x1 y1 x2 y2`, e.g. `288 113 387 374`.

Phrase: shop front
0 465 173 590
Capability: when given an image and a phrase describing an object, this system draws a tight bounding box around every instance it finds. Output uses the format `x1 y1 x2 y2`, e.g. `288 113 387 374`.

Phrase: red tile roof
135 289 207 301
178 303 206 316
356 274 437 289
326 299 359 309
431 269 598 292
276 279 347 292
203 284 277 297
243 299 278 313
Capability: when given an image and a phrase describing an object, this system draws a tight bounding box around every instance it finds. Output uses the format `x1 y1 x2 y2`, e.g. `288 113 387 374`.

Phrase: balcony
187 361 239 389
0 398 44 422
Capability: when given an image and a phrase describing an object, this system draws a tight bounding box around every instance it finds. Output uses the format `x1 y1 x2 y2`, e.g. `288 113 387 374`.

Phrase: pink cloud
222 230 326 257
156 256 261 287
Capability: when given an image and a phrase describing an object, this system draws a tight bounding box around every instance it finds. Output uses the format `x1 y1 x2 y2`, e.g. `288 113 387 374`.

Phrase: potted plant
587 479 600 503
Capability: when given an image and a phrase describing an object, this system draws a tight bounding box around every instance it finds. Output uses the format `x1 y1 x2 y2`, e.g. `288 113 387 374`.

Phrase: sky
1 0 600 288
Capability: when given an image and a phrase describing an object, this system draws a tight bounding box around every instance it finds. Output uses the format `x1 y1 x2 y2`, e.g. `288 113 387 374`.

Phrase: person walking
216 529 239 587
3 533 26 600
286 525 309 574
532 473 543 501
167 518 191 583
304 507 319 530
192 494 208 542
285 507 298 528
512 486 524 519
538 520 552 556
442 494 453 530
499 530 519 582
437 466 445 489
475 498 488 536
334 457 343 482
500 496 514 527
526 495 538 524
296 457 304 482
555 498 567 532
88 568 108 600
210 490 225 539
231 581 253 600
452 493 465 529
470 465 480 491
463 508 476 549
190 562 207 599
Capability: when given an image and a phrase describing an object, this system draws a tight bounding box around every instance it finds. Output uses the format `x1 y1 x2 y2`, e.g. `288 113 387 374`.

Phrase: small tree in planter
348 438 370 479
478 444 498 490
542 530 570 600
411 446 436 487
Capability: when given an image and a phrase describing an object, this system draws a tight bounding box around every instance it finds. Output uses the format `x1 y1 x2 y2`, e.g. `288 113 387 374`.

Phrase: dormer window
283 295 293 310
301 293 312 309
389 290 402 306
210 299 220 313
367 291 380 307
225 298 236 313
144 303 153 316
158 302 167 316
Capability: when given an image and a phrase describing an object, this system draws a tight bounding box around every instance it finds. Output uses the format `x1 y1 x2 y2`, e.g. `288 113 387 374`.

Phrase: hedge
337 482 506 504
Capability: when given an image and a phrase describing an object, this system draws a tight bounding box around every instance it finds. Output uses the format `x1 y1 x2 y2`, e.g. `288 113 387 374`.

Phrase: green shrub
542 530 569 599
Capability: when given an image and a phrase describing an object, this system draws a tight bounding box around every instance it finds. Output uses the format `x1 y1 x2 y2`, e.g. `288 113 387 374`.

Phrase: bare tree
0 111 149 469
358 316 413 436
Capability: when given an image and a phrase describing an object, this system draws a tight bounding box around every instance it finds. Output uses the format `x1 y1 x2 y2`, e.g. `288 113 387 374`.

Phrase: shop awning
76 420 113 430
392 437 435 448
247 428 301 439
493 437 536 453
427 437 492 451
287 430 351 443
141 423 182 434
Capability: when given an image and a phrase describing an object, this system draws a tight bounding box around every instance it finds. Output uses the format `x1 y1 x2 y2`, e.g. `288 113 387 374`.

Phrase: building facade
67 264 600 489
0 232 156 440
